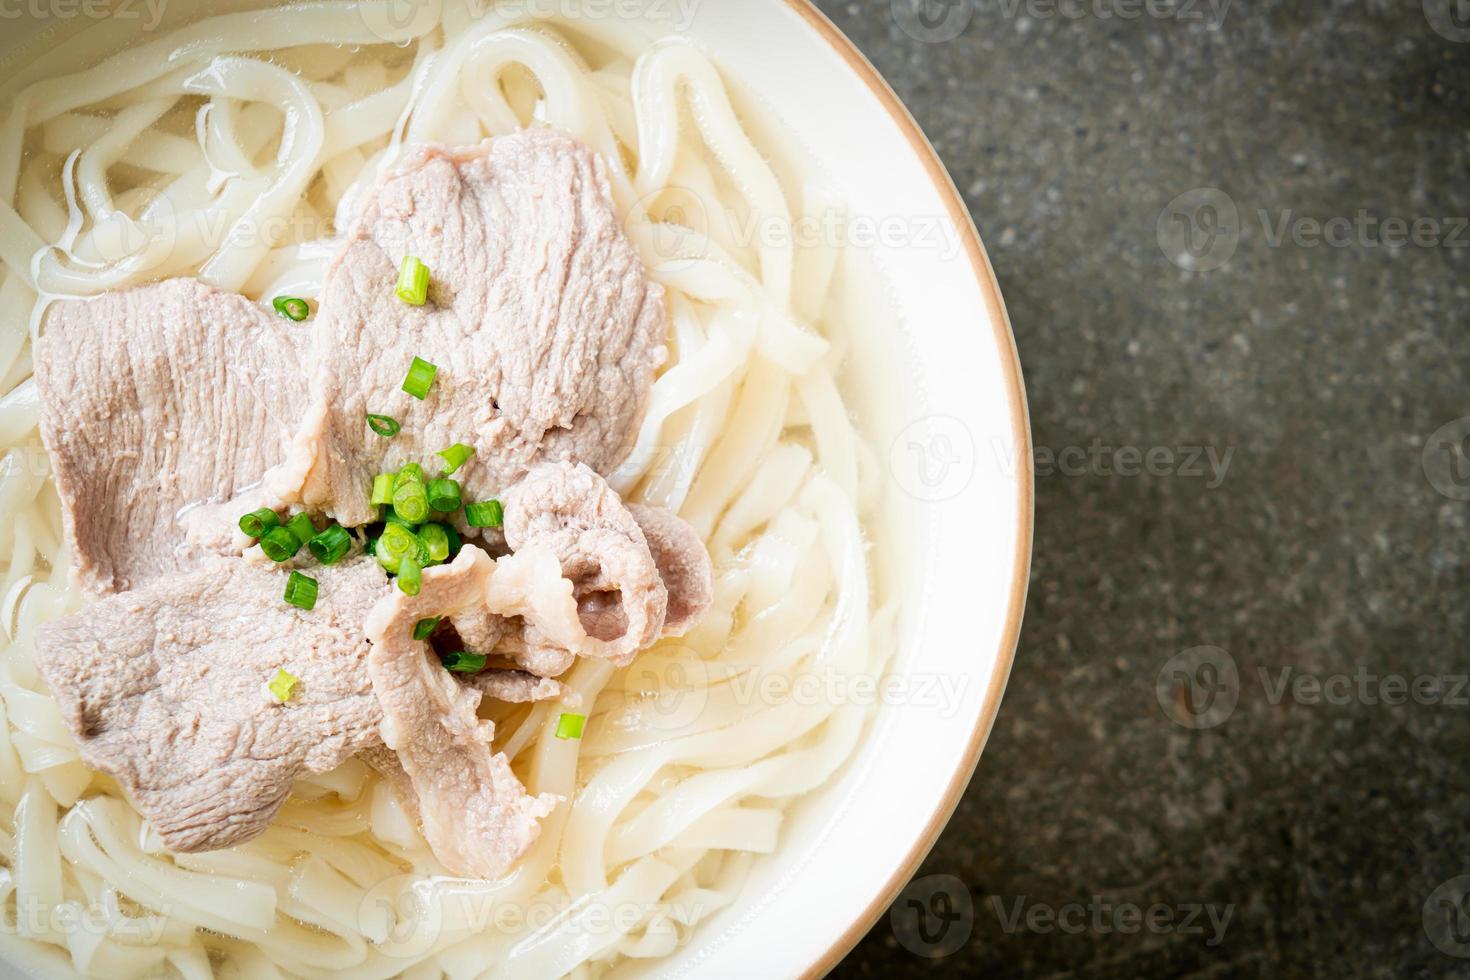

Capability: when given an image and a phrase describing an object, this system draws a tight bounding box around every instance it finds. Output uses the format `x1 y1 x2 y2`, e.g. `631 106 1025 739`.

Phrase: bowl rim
772 2 1035 975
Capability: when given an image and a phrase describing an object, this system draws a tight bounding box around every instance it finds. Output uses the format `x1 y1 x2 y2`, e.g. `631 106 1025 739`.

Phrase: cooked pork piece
628 503 714 637
363 547 558 878
270 129 667 527
464 670 570 705
498 461 713 670
34 278 308 594
33 556 387 851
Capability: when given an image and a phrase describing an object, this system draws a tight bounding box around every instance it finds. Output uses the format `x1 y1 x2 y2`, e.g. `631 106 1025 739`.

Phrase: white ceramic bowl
0 2 1032 976
643 3 1032 975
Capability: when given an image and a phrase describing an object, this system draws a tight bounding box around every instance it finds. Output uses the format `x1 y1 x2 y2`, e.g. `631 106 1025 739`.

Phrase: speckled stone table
813 2 1470 977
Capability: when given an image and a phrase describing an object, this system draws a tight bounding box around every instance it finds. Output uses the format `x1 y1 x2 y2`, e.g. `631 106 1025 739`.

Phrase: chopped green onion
283 571 318 611
426 478 461 513
395 256 430 306
392 477 430 524
284 513 316 548
441 650 487 673
308 524 352 565
238 508 279 539
397 463 425 486
555 713 586 740
272 296 310 321
402 357 437 400
437 443 476 474
371 473 396 506
376 522 420 572
418 523 450 563
412 617 441 641
465 500 504 528
366 414 400 438
442 522 462 558
364 535 378 557
268 668 299 702
260 526 302 563
397 555 421 596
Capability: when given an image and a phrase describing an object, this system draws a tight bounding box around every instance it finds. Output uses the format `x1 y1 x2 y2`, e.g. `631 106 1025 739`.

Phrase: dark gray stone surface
814 1 1470 977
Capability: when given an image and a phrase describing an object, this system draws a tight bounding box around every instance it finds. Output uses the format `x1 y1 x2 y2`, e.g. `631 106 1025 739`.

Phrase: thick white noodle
0 3 894 977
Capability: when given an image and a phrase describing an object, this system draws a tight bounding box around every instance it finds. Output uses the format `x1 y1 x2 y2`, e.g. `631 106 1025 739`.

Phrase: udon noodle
0 2 897 976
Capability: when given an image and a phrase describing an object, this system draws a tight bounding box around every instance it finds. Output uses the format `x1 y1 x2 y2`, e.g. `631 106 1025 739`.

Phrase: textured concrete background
813 1 1470 977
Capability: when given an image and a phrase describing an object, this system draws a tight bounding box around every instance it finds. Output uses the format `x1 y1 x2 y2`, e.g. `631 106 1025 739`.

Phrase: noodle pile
0 2 897 976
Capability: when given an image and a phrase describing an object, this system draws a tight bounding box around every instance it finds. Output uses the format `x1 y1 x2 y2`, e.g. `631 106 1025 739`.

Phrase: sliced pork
629 503 715 637
498 461 713 670
35 278 308 594
270 129 667 527
33 557 387 851
363 547 558 878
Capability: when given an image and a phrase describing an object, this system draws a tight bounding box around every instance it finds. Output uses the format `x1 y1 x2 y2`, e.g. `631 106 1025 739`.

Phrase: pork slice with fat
497 461 714 671
363 546 560 878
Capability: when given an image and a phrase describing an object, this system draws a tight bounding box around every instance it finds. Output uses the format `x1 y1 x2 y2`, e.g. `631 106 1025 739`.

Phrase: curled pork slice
496 461 714 671
35 278 308 593
363 547 561 878
33 557 387 852
272 129 667 527
628 503 715 637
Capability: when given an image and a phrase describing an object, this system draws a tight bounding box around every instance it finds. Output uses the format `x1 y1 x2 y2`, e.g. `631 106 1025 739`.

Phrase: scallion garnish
426 478 461 513
238 508 279 539
284 513 316 548
268 668 299 702
555 713 586 740
367 414 400 438
272 296 310 321
402 357 437 400
397 555 421 596
418 523 450 563
437 443 476 474
371 473 396 506
441 650 486 673
284 571 318 611
412 617 441 641
442 522 462 558
396 256 430 306
308 524 352 565
376 522 420 573
260 526 302 563
392 476 430 524
465 499 504 528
